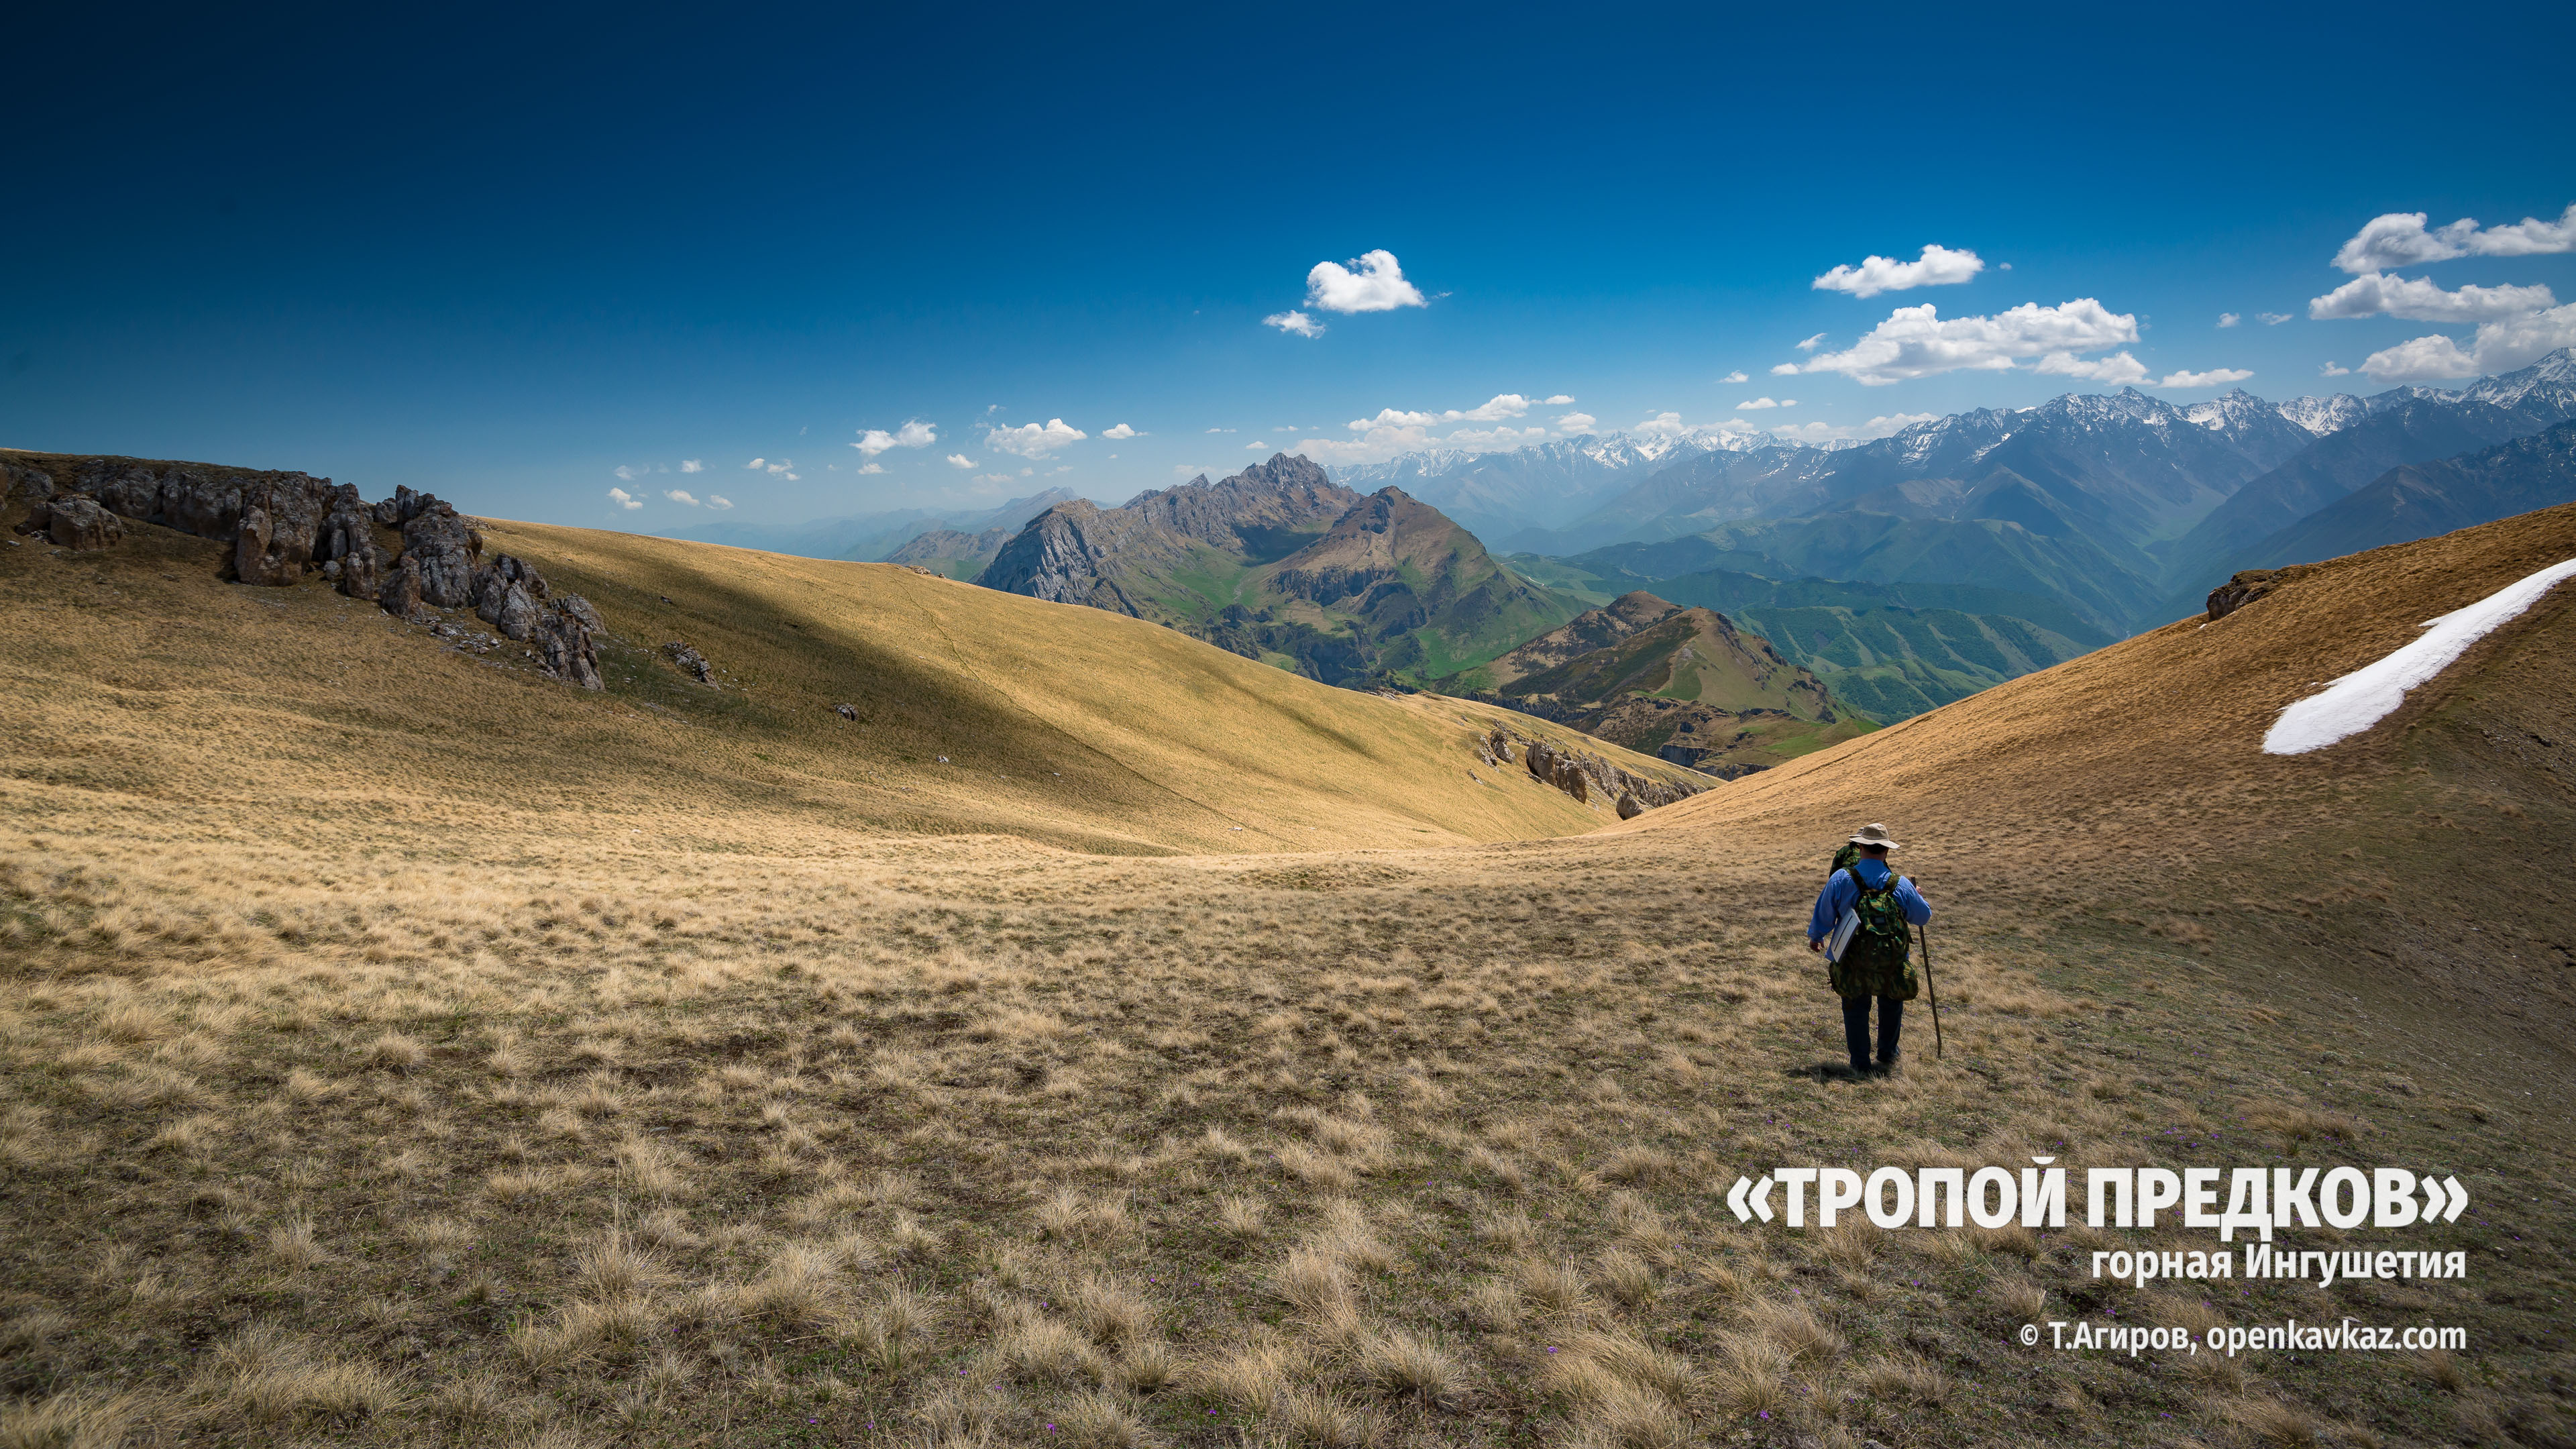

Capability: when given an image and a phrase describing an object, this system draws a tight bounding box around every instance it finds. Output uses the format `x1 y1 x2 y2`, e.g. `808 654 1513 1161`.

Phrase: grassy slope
3 498 2572 1449
0 513 1701 861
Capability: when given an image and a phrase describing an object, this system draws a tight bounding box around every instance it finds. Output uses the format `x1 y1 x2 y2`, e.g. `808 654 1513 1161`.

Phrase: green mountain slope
977 455 1580 686
1438 592 1876 776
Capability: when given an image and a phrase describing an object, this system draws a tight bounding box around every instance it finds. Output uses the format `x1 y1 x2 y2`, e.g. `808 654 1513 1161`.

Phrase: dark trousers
1842 995 1904 1069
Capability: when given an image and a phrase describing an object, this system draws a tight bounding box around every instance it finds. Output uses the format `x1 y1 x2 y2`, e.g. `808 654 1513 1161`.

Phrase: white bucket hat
1847 822 1901 850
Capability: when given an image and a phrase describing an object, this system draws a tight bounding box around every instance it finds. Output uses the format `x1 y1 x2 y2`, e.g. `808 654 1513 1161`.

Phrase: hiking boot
1873 1057 1901 1076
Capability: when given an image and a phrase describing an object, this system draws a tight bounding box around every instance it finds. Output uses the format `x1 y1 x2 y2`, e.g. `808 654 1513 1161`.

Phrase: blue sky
6 0 2573 531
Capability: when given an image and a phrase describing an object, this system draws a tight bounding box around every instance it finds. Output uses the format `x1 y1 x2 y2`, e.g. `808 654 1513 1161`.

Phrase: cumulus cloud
1719 370 1748 384
758 459 797 478
707 495 732 510
1246 441 1269 450
607 487 641 510
2260 313 2292 326
2308 273 2557 323
1735 397 1783 410
1265 310 1325 338
1795 333 1828 351
856 462 885 475
1768 412 1939 443
1770 363 1801 376
1303 249 1427 313
665 489 702 506
2033 350 2150 384
2218 313 2241 328
855 420 938 455
1100 423 1138 440
1542 394 1574 405
614 465 643 481
2153 368 2255 388
1788 299 2141 385
945 453 975 469
2320 361 2352 377
680 458 704 474
2363 303 2576 381
745 458 765 469
1205 427 1236 434
1811 244 1985 299
2332 204 2576 274
986 418 1087 458
1556 411 1598 432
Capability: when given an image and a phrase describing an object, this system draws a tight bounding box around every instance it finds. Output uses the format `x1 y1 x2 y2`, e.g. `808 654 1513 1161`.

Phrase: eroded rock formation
1479 723 1705 815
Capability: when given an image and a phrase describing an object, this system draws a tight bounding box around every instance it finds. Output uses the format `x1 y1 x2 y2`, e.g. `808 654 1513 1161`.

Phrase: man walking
1807 823 1931 1075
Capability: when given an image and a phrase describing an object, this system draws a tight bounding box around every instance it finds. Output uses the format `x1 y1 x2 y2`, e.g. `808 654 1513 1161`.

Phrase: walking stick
1915 922 1945 1060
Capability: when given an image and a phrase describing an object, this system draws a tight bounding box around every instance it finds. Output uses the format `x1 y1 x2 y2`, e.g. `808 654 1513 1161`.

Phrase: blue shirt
1809 858 1932 943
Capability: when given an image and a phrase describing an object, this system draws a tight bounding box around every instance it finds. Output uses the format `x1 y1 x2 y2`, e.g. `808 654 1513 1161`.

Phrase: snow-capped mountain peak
2275 393 2369 436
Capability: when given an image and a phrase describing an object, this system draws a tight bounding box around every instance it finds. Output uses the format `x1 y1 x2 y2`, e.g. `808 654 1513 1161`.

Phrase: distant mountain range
1339 350 2576 639
2233 417 2576 578
1437 592 1874 777
1336 431 1766 552
975 455 1580 687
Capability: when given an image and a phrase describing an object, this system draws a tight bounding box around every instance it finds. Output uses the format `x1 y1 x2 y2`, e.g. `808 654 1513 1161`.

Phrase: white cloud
1556 411 1598 432
1542 394 1574 405
761 459 797 478
2320 362 2351 377
1795 333 1828 351
1100 423 1138 441
1769 412 1939 443
2033 351 2151 384
2359 334 2477 382
2153 368 2255 388
1719 370 1748 384
1446 393 1535 422
607 487 641 510
707 495 732 510
1020 468 1034 476
1736 396 1783 410
1811 244 1985 299
979 473 1017 485
1205 427 1236 434
2260 313 2292 326
1791 299 2142 386
665 489 702 506
1265 310 1325 338
680 458 704 473
985 418 1087 458
945 453 975 469
2361 303 2576 382
745 458 764 469
2332 204 2576 273
2218 313 2241 328
2308 273 2557 323
855 420 938 455
614 464 643 481
1303 249 1427 313
1246 441 1269 450
1770 362 1801 376
856 462 885 475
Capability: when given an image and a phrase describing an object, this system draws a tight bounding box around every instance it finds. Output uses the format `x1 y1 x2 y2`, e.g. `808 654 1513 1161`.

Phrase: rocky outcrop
535 607 602 690
372 485 435 527
557 595 603 632
381 556 425 619
23 496 125 550
663 642 715 685
975 499 1151 614
473 553 549 640
2207 566 2314 621
1479 723 1705 814
1 460 54 506
400 503 482 607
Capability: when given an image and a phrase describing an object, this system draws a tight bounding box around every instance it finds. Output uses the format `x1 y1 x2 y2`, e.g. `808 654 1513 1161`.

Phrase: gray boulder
400 503 482 607
472 554 552 640
40 496 123 551
556 594 603 632
536 605 602 690
157 468 243 538
382 555 424 617
337 543 384 600
229 475 333 585
1 462 54 507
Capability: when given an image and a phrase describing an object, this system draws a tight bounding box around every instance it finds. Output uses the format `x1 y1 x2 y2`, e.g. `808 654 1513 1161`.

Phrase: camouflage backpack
1829 865 1919 1001
1828 843 1862 877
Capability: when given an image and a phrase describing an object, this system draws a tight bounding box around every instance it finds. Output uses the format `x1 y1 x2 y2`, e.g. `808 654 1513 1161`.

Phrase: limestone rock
2206 566 2313 621
556 594 603 632
662 641 714 685
472 555 551 640
535 604 602 690
155 468 241 538
41 496 123 551
372 485 433 527
1515 732 1701 812
315 485 374 566
230 476 333 585
382 555 425 618
336 545 384 600
400 503 482 607
2 461 55 508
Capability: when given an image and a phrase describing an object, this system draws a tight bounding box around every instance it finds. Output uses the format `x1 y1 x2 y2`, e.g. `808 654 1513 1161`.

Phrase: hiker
1807 823 1931 1075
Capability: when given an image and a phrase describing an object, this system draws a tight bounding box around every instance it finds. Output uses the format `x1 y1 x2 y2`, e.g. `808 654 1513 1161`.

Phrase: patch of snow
2263 557 2576 755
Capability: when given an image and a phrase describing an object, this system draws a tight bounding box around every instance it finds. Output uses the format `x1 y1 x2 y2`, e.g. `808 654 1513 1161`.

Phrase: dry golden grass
1 492 2572 1446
